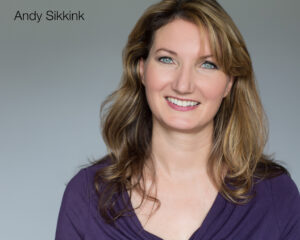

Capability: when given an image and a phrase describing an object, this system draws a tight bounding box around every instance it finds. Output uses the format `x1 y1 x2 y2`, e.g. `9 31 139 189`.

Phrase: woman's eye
158 57 174 64
201 61 218 69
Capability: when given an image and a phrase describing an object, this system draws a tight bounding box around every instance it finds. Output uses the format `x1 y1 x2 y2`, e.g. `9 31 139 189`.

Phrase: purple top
55 160 300 240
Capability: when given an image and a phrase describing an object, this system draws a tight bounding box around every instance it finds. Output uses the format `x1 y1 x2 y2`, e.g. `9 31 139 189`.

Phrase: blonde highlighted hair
93 0 288 224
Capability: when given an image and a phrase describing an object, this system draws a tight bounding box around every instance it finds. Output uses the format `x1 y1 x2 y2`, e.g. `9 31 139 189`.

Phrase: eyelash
157 56 218 70
202 61 218 70
158 56 174 64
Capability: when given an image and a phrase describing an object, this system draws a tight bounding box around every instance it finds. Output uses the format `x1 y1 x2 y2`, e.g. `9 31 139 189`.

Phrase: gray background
0 0 299 239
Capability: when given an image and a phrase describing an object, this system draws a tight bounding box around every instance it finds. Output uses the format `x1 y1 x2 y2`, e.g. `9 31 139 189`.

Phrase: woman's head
119 0 260 147
97 0 288 224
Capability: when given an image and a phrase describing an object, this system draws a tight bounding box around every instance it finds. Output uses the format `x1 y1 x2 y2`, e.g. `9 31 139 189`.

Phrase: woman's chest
131 187 219 240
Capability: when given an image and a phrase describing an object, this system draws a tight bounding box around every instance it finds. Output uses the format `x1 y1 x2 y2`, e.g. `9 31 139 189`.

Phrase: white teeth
167 97 199 107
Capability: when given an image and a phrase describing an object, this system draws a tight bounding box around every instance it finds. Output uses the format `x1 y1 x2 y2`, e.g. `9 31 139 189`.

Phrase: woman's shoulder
252 159 299 202
265 173 300 214
57 155 113 216
64 155 113 198
56 155 114 239
254 172 300 238
267 173 299 196
81 154 113 179
254 171 299 202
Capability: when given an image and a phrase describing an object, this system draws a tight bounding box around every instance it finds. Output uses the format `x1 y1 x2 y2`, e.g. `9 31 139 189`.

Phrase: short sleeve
55 169 89 240
271 173 300 240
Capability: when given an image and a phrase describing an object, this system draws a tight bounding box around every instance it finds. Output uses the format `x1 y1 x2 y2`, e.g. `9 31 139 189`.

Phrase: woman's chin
160 120 205 133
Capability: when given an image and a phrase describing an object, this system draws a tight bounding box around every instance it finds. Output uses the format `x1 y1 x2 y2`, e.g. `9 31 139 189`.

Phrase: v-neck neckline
124 188 224 240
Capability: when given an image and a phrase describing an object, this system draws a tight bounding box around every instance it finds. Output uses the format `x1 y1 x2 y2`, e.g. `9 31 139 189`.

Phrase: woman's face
139 18 233 133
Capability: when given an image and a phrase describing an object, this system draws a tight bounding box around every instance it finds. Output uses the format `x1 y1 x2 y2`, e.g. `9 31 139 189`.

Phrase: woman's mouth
165 97 200 111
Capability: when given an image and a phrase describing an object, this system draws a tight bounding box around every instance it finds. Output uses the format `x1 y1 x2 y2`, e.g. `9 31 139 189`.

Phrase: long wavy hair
93 0 289 224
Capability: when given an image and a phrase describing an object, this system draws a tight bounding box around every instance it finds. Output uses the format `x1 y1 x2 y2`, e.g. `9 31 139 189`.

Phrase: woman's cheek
145 67 172 90
199 76 229 100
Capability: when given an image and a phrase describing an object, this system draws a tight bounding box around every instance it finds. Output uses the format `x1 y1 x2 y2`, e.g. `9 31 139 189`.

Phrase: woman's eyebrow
155 48 213 59
155 48 177 55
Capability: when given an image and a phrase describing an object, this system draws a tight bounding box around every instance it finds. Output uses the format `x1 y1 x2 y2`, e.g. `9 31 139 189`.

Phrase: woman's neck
149 121 214 182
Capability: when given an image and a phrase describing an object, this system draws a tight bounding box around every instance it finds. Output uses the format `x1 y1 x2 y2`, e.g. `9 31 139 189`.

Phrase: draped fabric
55 158 300 240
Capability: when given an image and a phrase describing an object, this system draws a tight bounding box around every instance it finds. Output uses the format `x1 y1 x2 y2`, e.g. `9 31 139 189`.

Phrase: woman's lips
165 96 200 111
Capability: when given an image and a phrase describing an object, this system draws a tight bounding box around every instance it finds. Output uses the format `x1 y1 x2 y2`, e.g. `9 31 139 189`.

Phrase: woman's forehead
150 18 213 57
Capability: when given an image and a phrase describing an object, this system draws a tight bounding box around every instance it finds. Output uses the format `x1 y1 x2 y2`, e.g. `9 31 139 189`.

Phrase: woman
55 0 300 239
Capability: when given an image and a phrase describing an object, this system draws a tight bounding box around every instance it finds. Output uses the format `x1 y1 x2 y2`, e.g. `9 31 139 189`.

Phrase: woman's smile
165 96 200 112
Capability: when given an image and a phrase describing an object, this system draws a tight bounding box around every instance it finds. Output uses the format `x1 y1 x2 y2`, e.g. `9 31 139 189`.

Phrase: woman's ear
139 58 145 85
223 76 234 97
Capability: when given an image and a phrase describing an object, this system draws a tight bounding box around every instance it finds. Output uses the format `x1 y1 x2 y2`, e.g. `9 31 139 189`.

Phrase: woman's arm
55 169 89 240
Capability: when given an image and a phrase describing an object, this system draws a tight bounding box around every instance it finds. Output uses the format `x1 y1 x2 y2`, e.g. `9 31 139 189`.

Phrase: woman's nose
171 64 195 94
